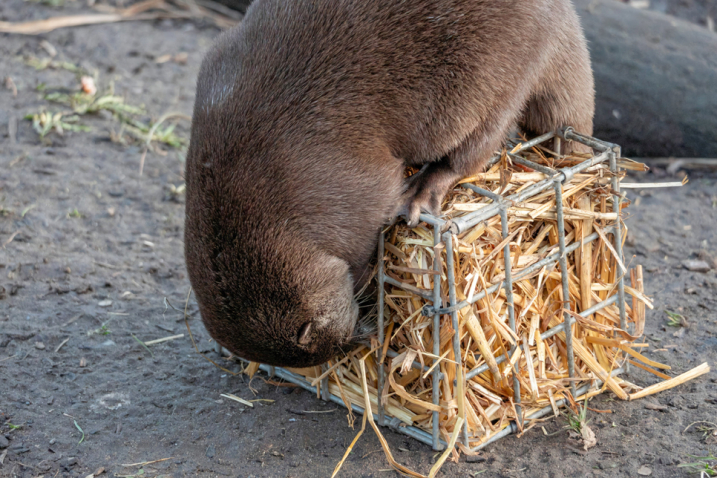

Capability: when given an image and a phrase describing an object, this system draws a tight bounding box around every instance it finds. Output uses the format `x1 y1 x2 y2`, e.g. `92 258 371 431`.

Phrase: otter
184 0 594 368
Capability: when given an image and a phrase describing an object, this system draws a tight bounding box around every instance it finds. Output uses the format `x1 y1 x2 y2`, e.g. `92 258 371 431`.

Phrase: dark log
205 0 252 15
575 0 717 157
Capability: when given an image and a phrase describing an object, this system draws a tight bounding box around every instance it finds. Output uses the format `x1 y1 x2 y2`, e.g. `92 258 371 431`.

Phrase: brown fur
184 0 595 367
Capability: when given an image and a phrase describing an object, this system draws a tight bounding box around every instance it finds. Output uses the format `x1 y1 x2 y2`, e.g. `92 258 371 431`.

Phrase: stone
682 260 711 272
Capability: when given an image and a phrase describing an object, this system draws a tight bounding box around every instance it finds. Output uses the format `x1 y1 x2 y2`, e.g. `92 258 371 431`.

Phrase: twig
288 409 337 415
0 0 197 35
54 337 70 353
360 449 383 459
0 12 170 35
3 230 21 248
121 457 174 467
144 334 184 346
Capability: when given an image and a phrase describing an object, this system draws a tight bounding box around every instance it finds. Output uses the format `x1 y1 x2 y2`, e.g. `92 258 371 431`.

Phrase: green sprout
678 454 717 476
25 111 90 139
665 310 686 327
563 398 590 434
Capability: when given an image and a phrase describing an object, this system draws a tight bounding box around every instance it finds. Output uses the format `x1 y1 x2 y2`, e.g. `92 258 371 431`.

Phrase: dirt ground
1 2 716 477
635 0 717 27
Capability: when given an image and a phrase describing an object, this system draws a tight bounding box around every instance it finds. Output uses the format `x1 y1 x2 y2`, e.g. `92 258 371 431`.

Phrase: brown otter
184 0 594 367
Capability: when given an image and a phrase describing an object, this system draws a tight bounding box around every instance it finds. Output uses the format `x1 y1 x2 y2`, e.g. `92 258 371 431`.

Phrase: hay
241 144 708 474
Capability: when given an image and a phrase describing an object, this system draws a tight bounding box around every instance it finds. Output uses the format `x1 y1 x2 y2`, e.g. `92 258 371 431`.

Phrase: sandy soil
1 1 716 477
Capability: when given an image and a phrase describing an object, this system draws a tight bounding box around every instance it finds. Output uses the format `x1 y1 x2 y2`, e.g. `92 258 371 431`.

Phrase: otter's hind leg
402 118 513 227
519 30 595 154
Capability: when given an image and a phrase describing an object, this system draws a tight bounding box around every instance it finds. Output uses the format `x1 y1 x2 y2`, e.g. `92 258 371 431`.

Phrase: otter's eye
298 322 312 345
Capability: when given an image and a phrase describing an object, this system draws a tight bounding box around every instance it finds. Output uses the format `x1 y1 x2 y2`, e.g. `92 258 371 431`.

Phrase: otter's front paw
400 168 455 227
402 186 444 227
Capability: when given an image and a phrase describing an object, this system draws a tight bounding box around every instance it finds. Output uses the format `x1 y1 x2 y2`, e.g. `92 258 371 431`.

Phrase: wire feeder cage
215 127 633 453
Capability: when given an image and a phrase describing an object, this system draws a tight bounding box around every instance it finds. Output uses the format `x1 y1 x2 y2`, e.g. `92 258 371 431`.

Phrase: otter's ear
298 321 312 345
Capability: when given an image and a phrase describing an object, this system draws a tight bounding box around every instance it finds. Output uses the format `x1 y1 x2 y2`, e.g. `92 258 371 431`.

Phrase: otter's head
185 212 362 367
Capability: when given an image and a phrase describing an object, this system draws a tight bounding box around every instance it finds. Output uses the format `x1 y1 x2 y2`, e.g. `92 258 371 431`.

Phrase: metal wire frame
213 128 628 453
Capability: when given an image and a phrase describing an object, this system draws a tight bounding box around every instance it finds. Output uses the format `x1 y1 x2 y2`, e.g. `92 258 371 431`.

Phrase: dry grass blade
138 112 192 175
220 394 253 407
428 417 464 478
331 407 367 478
359 360 426 478
630 363 710 400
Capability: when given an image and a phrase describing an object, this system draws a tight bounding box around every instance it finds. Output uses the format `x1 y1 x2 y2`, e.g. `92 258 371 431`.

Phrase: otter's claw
400 162 457 227
402 189 442 227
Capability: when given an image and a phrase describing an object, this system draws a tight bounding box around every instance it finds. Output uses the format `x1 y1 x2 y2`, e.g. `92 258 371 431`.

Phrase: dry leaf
581 424 597 451
637 465 652 476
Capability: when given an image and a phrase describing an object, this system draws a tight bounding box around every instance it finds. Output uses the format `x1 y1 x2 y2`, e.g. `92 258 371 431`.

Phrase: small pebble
682 260 711 272
60 456 77 468
205 444 216 458
98 300 113 307
49 438 56 445
637 465 652 476
35 342 45 350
